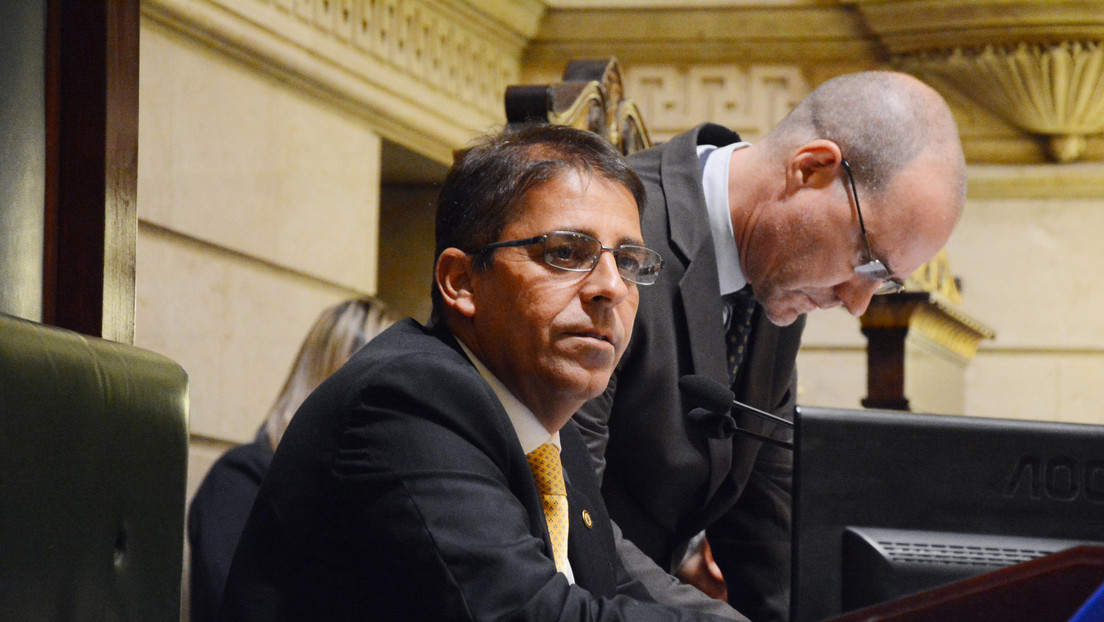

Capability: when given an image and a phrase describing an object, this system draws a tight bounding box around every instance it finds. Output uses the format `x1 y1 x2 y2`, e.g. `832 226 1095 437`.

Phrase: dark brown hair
431 124 645 321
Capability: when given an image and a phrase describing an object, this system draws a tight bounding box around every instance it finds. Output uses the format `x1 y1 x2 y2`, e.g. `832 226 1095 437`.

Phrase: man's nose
834 279 879 317
583 250 631 304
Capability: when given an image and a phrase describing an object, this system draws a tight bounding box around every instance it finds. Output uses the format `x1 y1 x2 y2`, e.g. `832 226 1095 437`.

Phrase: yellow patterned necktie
526 443 570 572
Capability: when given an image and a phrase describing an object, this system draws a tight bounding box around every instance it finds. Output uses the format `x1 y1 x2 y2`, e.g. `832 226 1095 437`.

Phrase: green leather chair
0 312 189 621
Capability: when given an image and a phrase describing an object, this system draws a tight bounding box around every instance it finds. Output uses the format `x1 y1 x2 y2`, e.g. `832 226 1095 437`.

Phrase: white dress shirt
458 340 576 584
698 141 752 326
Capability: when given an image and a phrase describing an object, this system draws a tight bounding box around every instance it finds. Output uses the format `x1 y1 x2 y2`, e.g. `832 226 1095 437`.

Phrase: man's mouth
569 329 614 345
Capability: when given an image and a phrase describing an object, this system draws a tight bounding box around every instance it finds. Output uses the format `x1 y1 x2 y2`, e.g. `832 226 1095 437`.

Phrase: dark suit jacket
188 428 273 622
575 124 805 621
218 318 729 622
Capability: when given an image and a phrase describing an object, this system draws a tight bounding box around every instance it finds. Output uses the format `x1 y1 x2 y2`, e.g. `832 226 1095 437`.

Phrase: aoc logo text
1003 456 1104 503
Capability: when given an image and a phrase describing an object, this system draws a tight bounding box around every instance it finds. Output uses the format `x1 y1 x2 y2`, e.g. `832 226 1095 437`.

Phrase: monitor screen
791 406 1104 622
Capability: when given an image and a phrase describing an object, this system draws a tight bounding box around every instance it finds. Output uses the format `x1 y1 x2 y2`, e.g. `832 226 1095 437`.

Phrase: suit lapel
560 423 618 598
680 260 736 504
661 126 739 504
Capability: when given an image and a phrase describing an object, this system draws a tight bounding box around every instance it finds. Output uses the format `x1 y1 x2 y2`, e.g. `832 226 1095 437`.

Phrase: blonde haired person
261 297 396 450
187 297 397 622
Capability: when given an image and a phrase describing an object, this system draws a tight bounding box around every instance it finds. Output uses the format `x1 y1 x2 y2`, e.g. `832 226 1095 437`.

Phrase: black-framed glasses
840 159 905 295
470 230 664 286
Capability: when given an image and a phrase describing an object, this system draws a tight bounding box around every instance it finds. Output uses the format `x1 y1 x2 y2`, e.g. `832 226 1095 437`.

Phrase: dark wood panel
43 0 138 343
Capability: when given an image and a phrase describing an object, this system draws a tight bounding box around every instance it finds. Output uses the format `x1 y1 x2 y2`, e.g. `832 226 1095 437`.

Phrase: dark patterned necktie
725 287 757 385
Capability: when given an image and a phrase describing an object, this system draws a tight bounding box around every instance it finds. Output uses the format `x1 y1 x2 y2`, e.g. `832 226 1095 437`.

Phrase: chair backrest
504 57 652 156
0 312 189 621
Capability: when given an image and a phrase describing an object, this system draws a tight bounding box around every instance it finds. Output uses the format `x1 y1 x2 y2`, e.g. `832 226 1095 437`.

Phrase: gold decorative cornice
904 249 962 305
845 0 1104 53
142 0 546 165
506 58 653 155
898 41 1104 163
847 0 1104 163
527 3 876 66
910 300 994 361
861 292 995 361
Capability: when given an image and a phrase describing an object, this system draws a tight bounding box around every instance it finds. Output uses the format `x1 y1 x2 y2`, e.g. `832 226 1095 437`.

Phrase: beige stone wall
136 17 383 617
949 184 1104 425
137 14 380 462
135 0 535 510
132 2 538 615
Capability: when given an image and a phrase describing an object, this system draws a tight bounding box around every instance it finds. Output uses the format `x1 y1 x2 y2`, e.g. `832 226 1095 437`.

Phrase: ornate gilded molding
528 3 875 66
899 41 1104 163
142 0 545 164
861 292 995 363
848 0 1104 163
905 249 961 304
506 58 653 155
910 300 995 362
255 0 537 110
846 0 1104 55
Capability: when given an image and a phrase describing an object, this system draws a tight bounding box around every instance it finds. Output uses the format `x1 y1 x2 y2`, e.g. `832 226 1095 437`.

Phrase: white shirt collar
698 142 751 297
456 340 560 455
456 338 575 584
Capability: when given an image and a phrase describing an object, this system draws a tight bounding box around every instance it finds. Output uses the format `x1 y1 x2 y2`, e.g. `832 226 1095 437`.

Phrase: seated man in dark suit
217 124 734 621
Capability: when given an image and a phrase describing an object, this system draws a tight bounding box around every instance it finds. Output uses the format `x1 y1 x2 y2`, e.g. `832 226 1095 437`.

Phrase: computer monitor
791 406 1104 622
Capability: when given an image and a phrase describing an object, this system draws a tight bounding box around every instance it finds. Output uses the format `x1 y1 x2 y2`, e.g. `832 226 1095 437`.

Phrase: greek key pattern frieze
623 64 811 143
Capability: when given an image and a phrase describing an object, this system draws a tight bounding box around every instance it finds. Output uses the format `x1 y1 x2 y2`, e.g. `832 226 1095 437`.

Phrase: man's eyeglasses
840 159 905 295
470 230 664 286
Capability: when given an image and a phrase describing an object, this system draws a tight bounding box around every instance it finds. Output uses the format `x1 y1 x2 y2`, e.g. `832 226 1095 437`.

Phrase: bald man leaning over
575 71 967 621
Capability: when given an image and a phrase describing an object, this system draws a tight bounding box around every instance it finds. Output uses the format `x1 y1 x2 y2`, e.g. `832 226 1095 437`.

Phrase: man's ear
789 139 843 189
435 248 477 318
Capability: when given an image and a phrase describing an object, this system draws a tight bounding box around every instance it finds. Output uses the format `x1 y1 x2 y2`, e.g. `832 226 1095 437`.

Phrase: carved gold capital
905 249 961 304
910 300 994 361
898 41 1104 162
143 0 545 164
847 0 1104 162
506 58 654 155
861 292 995 362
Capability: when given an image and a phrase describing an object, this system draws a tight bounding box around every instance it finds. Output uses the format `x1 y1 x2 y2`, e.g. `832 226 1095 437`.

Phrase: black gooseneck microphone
685 407 737 439
679 375 795 450
679 375 795 429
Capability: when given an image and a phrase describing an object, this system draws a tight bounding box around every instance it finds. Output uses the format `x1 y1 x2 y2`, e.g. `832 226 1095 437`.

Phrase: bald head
732 71 967 326
763 71 966 215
